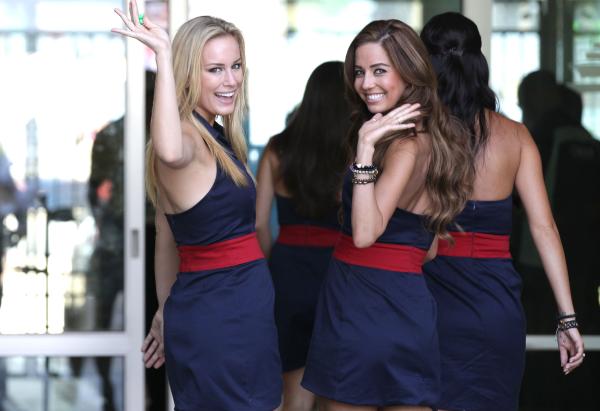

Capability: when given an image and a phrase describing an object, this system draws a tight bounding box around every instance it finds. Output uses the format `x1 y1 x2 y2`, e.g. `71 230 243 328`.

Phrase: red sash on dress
437 231 511 259
277 225 340 247
178 232 264 272
333 234 426 273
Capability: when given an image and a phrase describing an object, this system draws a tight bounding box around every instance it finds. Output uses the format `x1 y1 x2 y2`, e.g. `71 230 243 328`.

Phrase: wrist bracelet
352 162 377 171
556 312 577 321
557 319 579 331
352 175 377 184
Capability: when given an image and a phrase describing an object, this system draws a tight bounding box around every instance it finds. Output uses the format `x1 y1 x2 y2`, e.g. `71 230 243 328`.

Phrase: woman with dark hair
420 12 584 411
301 19 474 411
256 60 351 411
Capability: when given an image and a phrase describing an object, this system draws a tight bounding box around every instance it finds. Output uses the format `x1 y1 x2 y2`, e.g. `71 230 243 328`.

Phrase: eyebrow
354 63 391 69
205 58 242 67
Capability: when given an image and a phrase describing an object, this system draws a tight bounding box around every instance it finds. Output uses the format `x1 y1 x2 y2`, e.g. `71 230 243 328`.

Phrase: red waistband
178 233 264 272
277 225 340 247
437 231 511 259
333 234 426 273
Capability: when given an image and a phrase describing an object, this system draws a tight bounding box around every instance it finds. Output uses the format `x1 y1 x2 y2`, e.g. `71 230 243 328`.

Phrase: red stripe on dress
333 234 426 273
437 231 511 258
178 232 264 272
276 225 340 247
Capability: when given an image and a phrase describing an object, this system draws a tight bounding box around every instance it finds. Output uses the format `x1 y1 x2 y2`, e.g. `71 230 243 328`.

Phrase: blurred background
0 0 598 410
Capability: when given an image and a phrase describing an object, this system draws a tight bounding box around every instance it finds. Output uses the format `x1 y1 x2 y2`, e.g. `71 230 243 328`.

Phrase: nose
224 68 238 86
360 72 375 90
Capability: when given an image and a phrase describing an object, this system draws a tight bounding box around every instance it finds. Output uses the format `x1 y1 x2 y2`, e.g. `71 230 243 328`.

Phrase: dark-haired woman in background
256 61 351 411
420 12 584 411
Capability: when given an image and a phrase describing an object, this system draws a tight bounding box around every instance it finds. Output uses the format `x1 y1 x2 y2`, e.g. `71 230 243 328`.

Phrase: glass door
0 1 145 410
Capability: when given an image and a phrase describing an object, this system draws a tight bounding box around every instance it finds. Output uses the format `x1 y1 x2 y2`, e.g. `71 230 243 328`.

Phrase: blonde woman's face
196 34 243 123
353 42 406 114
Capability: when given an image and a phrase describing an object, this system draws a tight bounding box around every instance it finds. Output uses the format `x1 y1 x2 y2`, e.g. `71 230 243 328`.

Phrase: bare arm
112 0 195 167
514 124 584 373
154 209 179 309
141 207 179 369
255 145 276 258
352 104 421 247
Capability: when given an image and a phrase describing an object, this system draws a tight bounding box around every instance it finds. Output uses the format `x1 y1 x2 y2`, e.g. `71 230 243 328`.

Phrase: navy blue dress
163 113 282 411
302 173 440 407
269 195 340 372
423 196 526 411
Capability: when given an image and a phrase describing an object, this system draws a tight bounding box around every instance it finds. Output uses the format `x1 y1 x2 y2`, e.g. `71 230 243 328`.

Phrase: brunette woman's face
196 34 243 123
353 42 406 113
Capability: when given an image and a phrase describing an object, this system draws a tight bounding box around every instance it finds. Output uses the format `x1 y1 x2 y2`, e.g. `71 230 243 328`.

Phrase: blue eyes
208 63 242 73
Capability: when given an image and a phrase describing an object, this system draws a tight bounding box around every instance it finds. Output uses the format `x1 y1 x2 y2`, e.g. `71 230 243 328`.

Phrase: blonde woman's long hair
146 16 249 205
344 19 474 237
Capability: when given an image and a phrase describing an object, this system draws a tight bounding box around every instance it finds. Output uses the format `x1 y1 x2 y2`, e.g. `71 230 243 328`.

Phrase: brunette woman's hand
141 309 165 369
111 0 171 54
357 103 421 148
557 327 585 375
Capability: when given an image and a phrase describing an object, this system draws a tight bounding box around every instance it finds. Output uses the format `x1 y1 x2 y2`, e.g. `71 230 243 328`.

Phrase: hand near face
111 0 170 54
358 103 421 148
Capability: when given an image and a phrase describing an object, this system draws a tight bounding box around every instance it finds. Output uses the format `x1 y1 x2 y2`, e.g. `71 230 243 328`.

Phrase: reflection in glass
0 0 126 334
0 356 123 411
572 1 600 138
491 1 540 121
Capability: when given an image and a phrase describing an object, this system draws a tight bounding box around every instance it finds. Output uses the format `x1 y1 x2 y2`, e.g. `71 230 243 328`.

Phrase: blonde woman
113 2 282 409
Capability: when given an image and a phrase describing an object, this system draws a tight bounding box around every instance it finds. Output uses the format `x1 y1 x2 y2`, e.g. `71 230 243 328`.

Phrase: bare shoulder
387 135 420 157
180 119 201 147
488 111 534 149
381 136 420 173
264 138 281 167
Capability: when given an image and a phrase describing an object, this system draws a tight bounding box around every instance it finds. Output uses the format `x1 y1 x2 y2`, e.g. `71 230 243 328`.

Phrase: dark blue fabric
163 111 282 411
424 197 526 411
302 171 440 407
165 113 256 246
451 196 513 235
275 194 341 230
339 173 433 249
269 194 340 372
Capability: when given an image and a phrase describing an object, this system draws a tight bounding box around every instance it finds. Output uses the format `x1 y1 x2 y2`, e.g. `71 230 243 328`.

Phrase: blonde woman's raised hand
111 0 170 54
357 103 421 149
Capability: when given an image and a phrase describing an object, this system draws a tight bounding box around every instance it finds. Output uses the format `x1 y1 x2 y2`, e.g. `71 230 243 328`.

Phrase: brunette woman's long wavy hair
420 12 498 155
344 19 474 236
270 61 351 218
145 16 249 205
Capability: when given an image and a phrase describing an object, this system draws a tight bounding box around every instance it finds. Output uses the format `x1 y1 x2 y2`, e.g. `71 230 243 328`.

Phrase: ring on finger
138 13 144 24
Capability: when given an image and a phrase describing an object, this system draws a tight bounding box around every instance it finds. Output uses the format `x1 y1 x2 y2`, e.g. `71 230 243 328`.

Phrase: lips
215 91 235 98
365 93 385 103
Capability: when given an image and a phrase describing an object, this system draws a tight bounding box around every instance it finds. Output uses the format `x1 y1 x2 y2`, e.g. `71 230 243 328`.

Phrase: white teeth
366 93 385 102
216 92 234 98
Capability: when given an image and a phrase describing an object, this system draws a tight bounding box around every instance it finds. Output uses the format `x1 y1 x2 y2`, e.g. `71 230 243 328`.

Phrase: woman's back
421 11 584 411
470 111 524 201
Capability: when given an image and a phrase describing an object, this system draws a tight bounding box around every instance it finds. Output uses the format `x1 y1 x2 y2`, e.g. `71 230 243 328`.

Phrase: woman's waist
437 231 511 259
177 232 264 272
333 234 427 273
276 224 340 247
